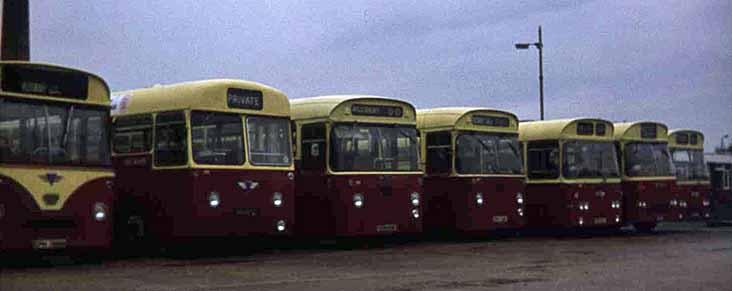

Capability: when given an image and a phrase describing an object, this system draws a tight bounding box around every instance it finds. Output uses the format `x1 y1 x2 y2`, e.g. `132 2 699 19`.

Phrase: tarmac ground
1 222 731 291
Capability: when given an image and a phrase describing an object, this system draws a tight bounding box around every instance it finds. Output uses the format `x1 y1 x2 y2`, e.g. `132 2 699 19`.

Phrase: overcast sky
29 0 732 151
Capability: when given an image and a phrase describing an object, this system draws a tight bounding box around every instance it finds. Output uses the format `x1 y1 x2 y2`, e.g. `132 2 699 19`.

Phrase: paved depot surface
1 223 731 291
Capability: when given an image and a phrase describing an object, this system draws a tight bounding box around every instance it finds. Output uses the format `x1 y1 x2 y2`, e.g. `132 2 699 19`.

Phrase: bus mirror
631 164 641 173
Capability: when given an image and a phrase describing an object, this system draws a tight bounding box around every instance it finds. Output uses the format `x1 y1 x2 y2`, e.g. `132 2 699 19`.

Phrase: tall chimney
1 0 30 61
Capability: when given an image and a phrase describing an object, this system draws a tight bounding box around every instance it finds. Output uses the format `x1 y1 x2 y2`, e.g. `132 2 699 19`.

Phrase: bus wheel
634 222 656 233
115 211 153 256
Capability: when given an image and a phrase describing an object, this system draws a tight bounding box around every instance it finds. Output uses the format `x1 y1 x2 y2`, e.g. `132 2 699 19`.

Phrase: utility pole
1 0 31 61
515 26 545 120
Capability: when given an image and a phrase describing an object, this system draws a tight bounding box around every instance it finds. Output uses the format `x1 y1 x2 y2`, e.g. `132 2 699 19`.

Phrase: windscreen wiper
61 105 75 148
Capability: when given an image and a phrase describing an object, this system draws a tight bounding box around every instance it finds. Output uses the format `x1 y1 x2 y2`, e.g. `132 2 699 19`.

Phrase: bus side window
526 141 559 179
113 115 153 154
426 131 451 175
154 111 187 166
300 123 326 171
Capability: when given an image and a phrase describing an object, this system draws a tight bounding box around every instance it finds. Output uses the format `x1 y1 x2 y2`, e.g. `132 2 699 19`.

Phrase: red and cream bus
111 80 294 246
417 108 524 233
0 61 114 251
669 129 711 220
519 118 623 229
291 95 422 236
614 121 676 231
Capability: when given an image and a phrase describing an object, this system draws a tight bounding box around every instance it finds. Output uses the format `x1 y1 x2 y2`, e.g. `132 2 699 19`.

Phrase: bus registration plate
377 224 397 232
234 208 259 216
593 217 607 224
492 216 508 223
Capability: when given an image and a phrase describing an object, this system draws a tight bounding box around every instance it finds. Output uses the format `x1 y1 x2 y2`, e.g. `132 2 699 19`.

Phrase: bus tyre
634 222 656 233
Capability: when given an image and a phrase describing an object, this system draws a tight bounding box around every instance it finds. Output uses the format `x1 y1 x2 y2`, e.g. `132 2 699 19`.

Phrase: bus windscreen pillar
1 0 31 61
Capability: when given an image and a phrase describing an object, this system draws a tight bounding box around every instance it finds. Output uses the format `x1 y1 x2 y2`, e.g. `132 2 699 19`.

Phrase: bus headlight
578 202 589 211
410 192 420 207
411 208 420 219
670 199 678 207
517 208 524 216
703 199 710 207
93 202 108 222
680 201 687 208
611 200 621 209
476 193 484 206
209 192 221 208
637 201 647 208
353 193 364 208
516 193 524 204
272 192 283 207
276 220 286 232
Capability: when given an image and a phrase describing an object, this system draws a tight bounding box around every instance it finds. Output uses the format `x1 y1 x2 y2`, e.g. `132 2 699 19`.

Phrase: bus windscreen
330 123 419 172
455 132 522 175
624 142 672 177
0 99 109 166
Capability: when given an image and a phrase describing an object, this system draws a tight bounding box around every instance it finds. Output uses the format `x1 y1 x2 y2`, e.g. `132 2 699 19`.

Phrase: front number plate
492 216 508 223
377 224 398 232
593 217 607 224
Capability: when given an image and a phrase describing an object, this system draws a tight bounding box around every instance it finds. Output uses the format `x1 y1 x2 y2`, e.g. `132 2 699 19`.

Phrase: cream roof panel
613 121 669 142
111 79 289 117
417 107 518 132
290 95 416 124
668 129 705 150
519 118 615 141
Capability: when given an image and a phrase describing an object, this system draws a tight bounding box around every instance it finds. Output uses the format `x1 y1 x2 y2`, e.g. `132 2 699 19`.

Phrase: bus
0 61 114 252
417 107 524 233
669 129 711 220
519 118 623 229
614 121 675 231
291 95 422 236
110 79 294 246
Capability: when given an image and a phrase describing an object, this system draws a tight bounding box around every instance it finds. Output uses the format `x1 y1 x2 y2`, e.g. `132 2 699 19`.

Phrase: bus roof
0 61 110 106
519 118 615 142
290 95 416 124
111 79 289 117
668 129 704 150
417 107 518 133
613 121 669 143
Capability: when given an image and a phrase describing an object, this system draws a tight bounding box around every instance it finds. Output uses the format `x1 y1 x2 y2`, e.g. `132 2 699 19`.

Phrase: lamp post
722 134 730 153
515 26 544 120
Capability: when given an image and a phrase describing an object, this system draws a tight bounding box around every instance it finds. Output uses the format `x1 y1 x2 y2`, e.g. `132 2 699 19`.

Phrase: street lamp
722 134 730 153
515 26 544 120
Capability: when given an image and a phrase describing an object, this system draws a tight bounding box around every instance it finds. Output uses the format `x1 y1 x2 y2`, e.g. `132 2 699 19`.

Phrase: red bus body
524 182 623 228
113 156 295 240
0 169 114 251
621 179 676 226
669 130 712 221
423 177 525 232
111 80 296 244
295 174 422 236
418 108 526 233
676 183 712 220
615 122 677 230
521 118 624 230
0 62 115 252
291 96 423 237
